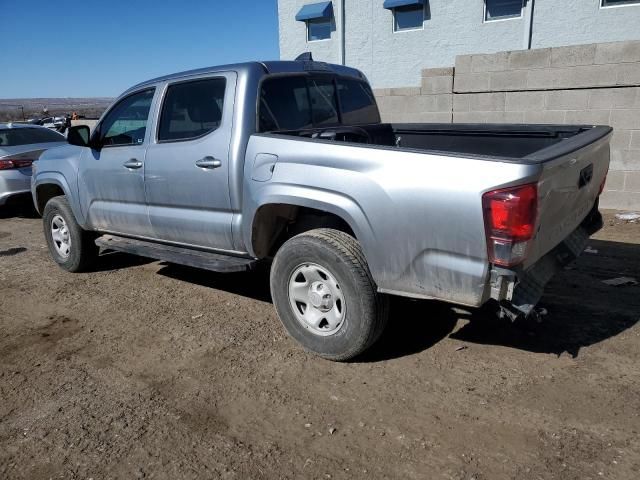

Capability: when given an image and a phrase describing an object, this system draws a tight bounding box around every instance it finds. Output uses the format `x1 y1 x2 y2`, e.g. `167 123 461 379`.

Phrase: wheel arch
246 190 376 262
33 174 85 226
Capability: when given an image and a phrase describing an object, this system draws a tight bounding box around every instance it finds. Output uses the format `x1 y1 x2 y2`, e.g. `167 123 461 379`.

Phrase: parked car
0 123 66 206
41 117 65 129
27 116 67 131
32 57 610 361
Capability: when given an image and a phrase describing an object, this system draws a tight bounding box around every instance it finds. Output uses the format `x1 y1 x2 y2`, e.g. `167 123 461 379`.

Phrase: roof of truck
124 60 366 96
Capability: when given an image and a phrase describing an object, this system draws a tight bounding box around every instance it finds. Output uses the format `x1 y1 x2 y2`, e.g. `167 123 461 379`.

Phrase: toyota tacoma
32 56 610 360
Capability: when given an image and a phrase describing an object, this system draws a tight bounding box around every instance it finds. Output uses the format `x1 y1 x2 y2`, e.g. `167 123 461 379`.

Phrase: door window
100 89 155 147
158 77 227 142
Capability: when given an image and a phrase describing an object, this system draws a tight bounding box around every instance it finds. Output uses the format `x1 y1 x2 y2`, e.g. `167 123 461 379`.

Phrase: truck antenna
295 52 313 62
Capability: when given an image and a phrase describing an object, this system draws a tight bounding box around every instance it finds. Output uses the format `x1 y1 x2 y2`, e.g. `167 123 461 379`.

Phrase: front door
78 88 156 237
144 74 236 251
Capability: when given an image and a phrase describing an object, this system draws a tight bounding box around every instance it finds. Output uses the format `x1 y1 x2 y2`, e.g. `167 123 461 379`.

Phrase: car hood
35 143 84 163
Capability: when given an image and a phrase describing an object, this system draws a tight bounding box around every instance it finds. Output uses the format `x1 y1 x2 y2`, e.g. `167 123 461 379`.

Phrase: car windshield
0 127 64 147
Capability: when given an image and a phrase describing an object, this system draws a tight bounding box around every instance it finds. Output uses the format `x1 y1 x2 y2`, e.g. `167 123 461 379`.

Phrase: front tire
270 228 388 361
43 196 98 272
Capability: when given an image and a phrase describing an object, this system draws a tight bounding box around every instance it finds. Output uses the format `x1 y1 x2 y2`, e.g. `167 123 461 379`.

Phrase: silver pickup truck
32 57 610 361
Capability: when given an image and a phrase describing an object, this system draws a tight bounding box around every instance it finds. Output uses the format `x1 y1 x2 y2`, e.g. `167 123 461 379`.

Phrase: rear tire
43 195 98 272
270 228 388 361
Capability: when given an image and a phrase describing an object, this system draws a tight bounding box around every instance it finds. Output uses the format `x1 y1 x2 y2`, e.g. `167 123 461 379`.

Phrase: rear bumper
0 169 32 206
491 202 603 320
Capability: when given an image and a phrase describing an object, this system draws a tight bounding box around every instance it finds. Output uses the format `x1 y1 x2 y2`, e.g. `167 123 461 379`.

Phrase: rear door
78 88 156 236
144 73 237 250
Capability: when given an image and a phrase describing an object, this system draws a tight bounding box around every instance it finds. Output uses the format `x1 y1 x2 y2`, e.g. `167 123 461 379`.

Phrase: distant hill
0 97 114 122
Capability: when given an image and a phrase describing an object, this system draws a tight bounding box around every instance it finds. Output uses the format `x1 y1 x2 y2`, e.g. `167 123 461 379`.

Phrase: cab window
337 78 381 124
158 78 226 142
259 75 379 132
259 75 340 132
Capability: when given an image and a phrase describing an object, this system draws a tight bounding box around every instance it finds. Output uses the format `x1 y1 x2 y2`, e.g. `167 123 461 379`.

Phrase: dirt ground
1 201 639 480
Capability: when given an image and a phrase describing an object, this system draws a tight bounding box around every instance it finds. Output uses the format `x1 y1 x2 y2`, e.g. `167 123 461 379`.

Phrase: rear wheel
270 228 388 361
43 196 98 272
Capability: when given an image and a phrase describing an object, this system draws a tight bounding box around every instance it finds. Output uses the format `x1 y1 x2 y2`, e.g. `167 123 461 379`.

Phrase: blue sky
0 0 280 98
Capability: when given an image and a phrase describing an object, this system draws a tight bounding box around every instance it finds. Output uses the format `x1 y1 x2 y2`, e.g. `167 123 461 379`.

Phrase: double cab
32 57 610 360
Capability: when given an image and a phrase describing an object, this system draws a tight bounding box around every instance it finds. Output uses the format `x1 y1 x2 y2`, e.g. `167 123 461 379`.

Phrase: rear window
259 75 379 132
0 127 64 147
337 78 380 125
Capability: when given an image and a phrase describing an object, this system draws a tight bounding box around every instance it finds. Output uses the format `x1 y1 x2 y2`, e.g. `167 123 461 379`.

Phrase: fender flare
33 173 87 226
245 185 379 271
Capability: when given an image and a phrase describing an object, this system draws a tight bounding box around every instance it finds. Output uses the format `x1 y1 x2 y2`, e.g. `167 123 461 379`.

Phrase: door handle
195 157 222 169
123 159 143 169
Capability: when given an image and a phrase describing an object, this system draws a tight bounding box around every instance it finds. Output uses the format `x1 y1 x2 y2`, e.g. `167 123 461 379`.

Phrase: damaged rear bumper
490 204 603 321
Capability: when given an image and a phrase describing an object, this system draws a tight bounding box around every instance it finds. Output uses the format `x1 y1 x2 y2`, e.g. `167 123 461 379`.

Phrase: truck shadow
93 250 156 272
0 194 39 219
157 262 273 303
154 238 639 361
450 238 640 358
358 298 458 362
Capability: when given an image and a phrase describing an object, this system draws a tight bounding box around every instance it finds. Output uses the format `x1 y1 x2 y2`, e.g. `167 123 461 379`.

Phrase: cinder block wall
374 40 640 210
374 68 453 123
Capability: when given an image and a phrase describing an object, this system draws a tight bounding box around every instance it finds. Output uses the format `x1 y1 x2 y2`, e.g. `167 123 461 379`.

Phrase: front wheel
270 229 388 361
43 195 98 272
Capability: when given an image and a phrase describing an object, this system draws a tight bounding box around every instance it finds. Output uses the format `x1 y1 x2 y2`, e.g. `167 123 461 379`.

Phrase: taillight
482 183 538 267
598 172 608 195
0 158 35 170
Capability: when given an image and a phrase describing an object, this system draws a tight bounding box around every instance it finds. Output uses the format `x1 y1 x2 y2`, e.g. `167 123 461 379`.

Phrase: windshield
259 75 380 132
0 127 64 147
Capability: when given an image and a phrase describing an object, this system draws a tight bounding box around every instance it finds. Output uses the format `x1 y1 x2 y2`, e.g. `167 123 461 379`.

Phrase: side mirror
67 125 91 147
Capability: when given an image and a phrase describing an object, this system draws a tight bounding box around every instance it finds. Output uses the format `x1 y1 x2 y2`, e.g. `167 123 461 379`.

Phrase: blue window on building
383 0 424 32
307 18 332 41
393 5 424 31
484 0 524 21
296 2 334 41
602 0 640 6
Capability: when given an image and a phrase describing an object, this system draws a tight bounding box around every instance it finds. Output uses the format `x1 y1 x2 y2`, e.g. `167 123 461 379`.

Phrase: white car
40 116 67 130
0 123 67 206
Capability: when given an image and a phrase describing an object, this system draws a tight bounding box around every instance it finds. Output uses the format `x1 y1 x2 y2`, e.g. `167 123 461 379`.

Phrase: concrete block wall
453 42 640 93
374 68 453 123
373 40 640 211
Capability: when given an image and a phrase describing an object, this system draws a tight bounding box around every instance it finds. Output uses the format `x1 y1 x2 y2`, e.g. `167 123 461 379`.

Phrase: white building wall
531 0 640 49
365 0 527 88
278 0 640 89
278 0 343 65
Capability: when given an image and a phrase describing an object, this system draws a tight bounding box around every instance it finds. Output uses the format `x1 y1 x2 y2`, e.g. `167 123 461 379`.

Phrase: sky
0 0 280 98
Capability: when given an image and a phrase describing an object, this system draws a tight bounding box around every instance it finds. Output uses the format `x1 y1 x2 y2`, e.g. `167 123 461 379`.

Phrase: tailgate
524 128 611 268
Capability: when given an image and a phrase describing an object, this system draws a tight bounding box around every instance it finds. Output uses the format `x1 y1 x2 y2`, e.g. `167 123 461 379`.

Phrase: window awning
295 1 334 22
383 0 424 9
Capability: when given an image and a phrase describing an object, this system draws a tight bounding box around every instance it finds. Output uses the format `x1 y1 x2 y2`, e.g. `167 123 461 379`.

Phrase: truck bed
253 121 611 307
276 123 612 164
